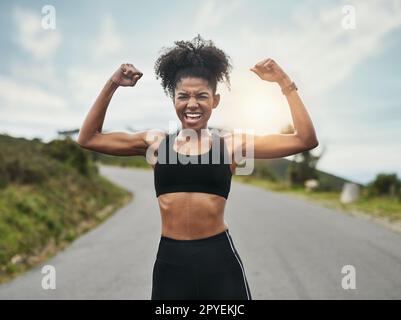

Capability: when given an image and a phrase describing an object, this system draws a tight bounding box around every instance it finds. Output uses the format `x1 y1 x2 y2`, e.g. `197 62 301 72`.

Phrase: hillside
0 134 132 283
253 158 363 191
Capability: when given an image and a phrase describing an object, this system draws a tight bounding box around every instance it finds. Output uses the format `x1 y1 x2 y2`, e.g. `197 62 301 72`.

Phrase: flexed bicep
233 132 316 160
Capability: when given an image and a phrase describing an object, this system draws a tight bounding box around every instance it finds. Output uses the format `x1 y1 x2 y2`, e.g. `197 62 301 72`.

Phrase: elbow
295 133 319 150
77 130 98 148
77 132 102 151
76 135 86 147
303 138 319 150
77 135 92 149
76 140 93 152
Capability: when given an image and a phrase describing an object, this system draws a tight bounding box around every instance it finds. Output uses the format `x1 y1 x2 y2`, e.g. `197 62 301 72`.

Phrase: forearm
77 78 119 145
278 77 318 147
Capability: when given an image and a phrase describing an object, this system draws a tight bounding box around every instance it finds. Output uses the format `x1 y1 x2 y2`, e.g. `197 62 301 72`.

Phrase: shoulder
145 129 169 169
142 129 169 150
217 131 243 173
219 131 249 162
144 128 168 141
219 131 243 149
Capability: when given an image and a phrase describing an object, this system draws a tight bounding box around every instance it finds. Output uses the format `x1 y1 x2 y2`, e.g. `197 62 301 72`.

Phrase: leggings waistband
160 229 229 244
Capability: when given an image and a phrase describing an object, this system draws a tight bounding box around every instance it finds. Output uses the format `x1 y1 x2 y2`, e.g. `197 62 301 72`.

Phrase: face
173 77 220 131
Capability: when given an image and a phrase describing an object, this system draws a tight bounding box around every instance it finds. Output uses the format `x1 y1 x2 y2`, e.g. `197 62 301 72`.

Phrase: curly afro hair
154 34 233 99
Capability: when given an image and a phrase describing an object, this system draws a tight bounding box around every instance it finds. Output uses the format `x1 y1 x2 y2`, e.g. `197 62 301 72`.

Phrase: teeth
185 113 202 119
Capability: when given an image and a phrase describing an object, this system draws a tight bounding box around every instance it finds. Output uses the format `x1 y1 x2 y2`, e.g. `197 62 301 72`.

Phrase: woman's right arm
77 63 149 156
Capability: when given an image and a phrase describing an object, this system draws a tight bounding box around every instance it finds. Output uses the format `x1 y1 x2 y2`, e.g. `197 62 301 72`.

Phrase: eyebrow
177 91 209 95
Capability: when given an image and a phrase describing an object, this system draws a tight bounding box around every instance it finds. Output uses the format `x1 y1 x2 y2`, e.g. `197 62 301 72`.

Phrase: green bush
287 160 318 187
253 166 277 181
366 173 400 197
0 153 7 189
6 156 48 185
42 137 97 176
94 152 149 168
0 134 132 278
0 135 58 186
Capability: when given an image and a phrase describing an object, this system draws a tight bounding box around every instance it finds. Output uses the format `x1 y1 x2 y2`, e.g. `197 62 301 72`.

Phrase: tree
281 123 324 187
367 173 400 197
287 151 320 187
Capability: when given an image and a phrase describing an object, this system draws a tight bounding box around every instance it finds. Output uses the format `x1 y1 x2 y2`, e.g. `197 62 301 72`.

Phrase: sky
0 0 400 185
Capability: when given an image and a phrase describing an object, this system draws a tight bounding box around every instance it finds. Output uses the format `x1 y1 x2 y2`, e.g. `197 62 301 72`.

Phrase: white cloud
317 142 401 184
0 75 67 110
239 0 401 94
194 0 243 31
91 15 122 59
67 67 109 104
13 6 61 59
66 66 175 131
8 62 62 90
0 75 76 140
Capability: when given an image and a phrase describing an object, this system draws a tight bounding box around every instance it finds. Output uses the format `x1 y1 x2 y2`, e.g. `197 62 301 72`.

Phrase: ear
212 93 220 109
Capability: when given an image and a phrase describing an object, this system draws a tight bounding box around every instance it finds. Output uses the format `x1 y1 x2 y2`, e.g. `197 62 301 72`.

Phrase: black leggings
151 229 252 300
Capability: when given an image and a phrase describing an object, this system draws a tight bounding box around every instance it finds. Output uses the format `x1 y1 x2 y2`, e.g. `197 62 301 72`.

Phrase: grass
92 152 150 168
0 135 133 284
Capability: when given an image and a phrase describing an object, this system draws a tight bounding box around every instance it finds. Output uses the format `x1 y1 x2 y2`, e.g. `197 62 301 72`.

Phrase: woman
77 35 319 300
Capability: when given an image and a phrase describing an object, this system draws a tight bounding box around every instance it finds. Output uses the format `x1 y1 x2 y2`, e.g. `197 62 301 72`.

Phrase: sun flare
216 76 293 135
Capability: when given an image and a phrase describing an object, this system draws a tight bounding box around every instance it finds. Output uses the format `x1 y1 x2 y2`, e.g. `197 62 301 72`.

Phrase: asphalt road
1 165 401 299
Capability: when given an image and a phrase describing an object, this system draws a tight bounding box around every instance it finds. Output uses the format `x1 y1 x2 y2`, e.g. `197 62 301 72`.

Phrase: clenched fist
111 63 143 87
250 58 290 86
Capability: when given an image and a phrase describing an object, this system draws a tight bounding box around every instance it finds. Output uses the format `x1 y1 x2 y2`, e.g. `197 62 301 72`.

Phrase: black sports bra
154 131 233 199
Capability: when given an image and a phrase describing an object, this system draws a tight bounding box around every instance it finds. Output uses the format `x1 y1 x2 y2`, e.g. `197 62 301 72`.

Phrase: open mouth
184 112 203 122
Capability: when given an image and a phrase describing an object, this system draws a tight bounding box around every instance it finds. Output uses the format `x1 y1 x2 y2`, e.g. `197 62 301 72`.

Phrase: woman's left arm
236 58 319 159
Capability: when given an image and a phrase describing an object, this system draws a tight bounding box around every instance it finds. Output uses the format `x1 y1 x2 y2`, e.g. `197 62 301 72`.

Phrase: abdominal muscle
156 192 228 240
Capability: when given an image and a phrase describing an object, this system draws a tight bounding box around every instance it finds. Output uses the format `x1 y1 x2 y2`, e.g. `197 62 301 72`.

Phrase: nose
187 96 199 107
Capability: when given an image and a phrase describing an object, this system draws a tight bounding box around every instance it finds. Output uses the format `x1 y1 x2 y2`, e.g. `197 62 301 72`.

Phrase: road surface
1 165 401 299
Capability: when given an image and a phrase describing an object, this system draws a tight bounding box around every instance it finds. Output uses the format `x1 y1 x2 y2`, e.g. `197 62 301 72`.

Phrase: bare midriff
150 134 236 240
156 192 229 240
